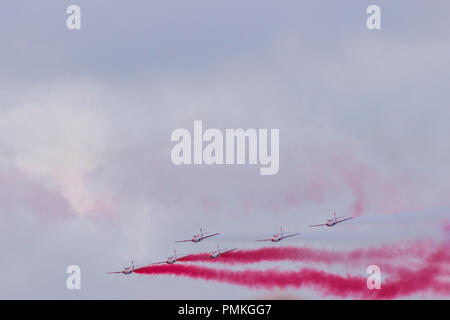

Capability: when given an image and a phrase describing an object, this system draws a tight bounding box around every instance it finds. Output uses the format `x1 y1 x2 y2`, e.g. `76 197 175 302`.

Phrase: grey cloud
1 1 450 298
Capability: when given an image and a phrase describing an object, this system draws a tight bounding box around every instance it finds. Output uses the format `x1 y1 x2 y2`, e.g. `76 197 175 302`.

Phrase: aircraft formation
107 212 354 275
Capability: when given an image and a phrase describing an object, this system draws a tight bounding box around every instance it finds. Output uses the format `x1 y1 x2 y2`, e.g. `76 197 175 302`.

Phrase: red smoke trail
135 264 365 297
135 262 450 299
137 241 449 298
182 241 433 267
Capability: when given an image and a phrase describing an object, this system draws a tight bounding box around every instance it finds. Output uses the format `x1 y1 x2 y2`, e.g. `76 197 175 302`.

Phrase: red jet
310 212 354 227
106 260 137 275
175 228 220 243
256 227 300 242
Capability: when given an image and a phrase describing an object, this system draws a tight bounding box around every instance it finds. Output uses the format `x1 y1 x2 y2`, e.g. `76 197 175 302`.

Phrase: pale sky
0 1 449 299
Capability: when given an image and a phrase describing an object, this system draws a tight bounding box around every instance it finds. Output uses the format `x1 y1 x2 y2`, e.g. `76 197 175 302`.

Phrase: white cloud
1 6 450 298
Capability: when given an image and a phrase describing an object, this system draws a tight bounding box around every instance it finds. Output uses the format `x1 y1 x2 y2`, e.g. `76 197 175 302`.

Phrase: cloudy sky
0 1 449 299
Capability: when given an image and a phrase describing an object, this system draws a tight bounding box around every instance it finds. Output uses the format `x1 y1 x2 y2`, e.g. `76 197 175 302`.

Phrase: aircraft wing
151 261 167 265
175 239 192 243
255 238 272 242
177 254 193 261
309 223 327 227
281 233 300 240
336 217 354 224
106 271 122 274
201 232 220 240
222 248 237 255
